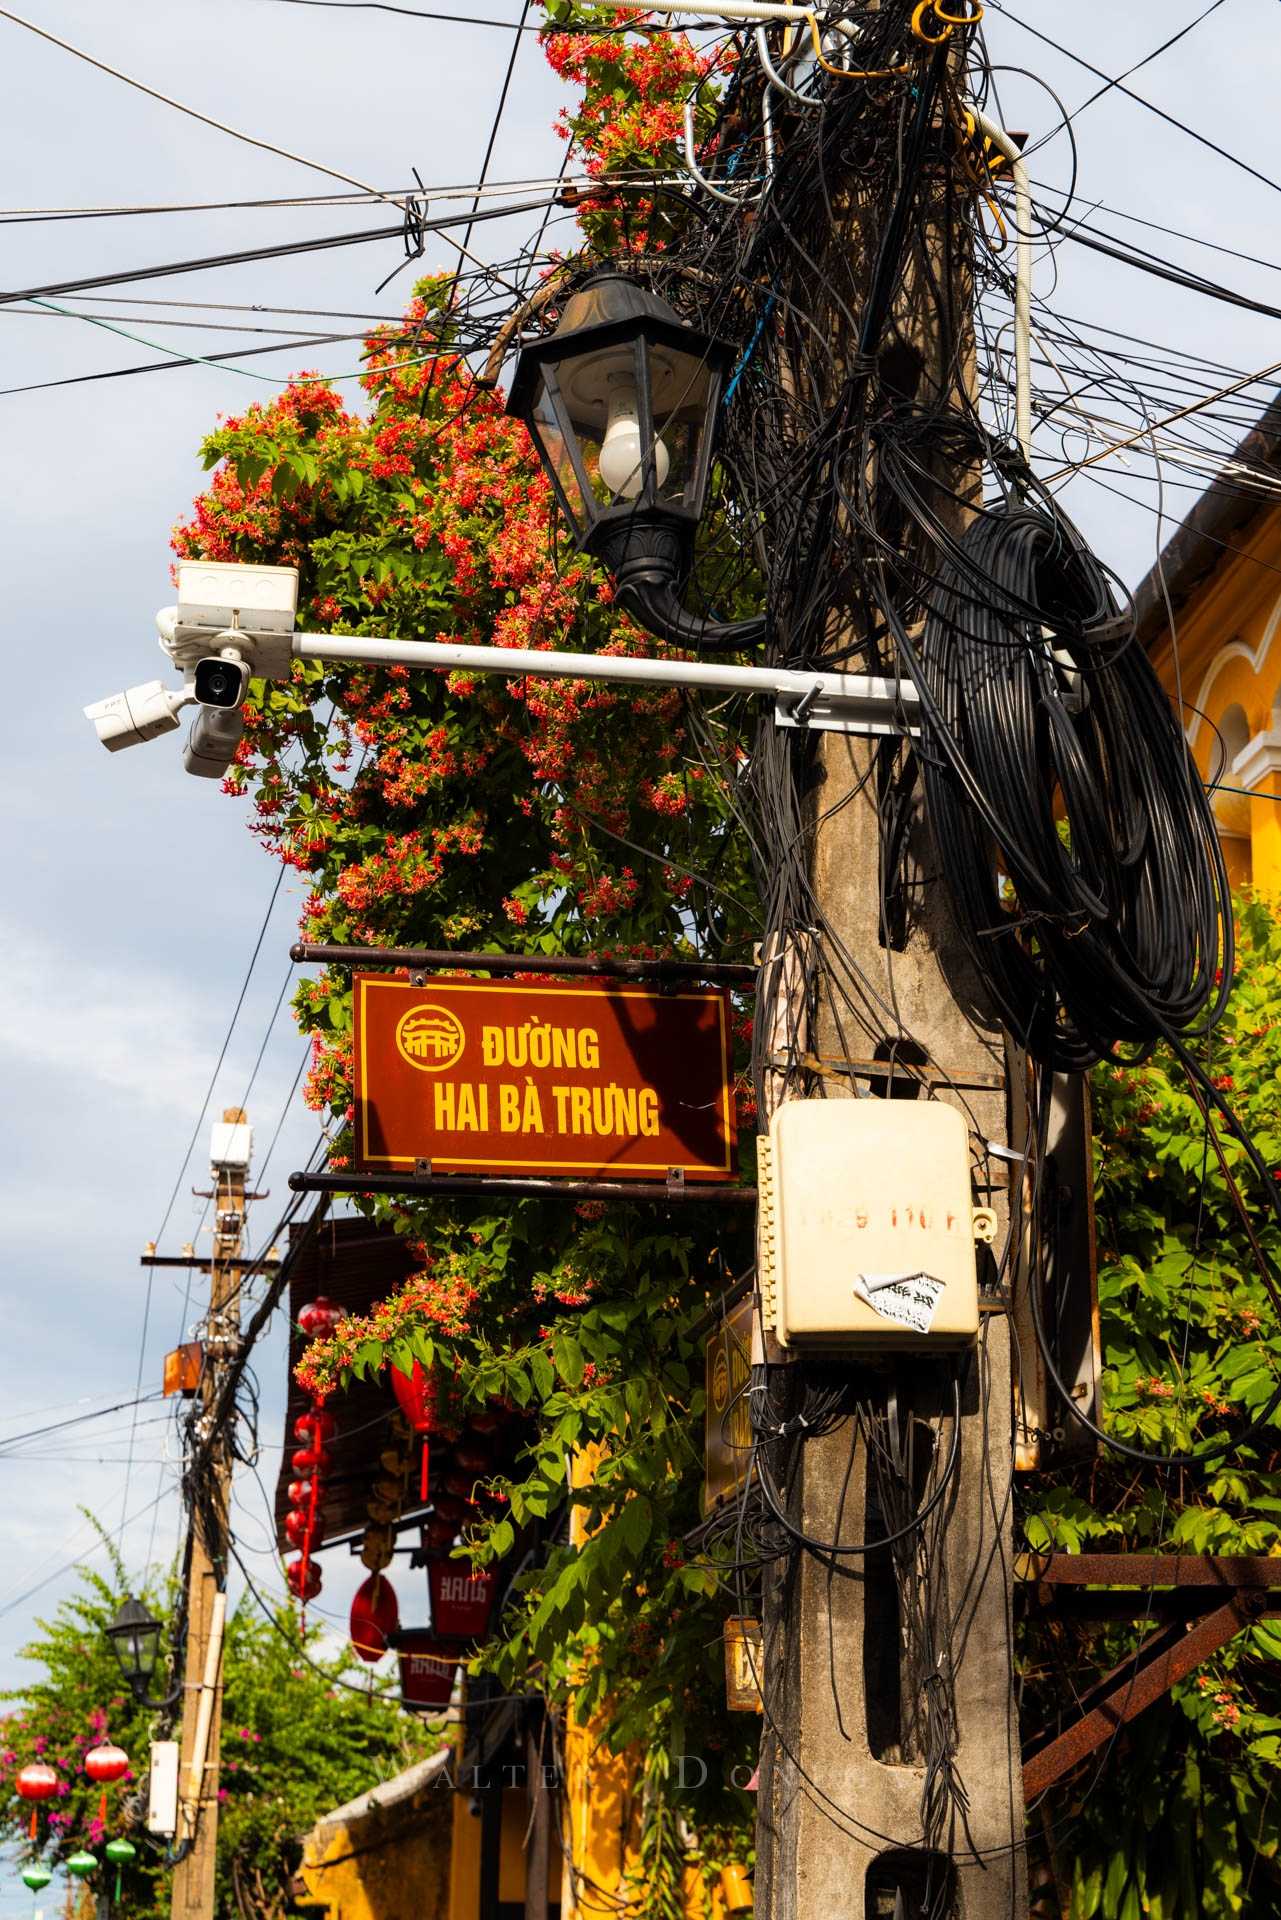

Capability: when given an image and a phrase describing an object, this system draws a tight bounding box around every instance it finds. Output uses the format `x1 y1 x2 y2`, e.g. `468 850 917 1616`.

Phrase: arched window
1208 702 1251 839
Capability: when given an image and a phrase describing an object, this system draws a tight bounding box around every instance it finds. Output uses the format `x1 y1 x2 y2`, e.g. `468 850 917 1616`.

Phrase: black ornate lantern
507 273 765 651
105 1595 163 1702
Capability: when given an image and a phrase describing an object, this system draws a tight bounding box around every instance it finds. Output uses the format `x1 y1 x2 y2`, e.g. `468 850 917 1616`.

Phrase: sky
1 0 1280 1756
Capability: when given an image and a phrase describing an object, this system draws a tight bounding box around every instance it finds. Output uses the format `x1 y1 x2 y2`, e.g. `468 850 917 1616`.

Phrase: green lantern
105 1835 136 1899
64 1850 98 1880
20 1865 51 1892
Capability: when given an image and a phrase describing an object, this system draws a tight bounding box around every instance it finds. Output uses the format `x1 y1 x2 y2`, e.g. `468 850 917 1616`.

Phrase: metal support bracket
773 673 920 738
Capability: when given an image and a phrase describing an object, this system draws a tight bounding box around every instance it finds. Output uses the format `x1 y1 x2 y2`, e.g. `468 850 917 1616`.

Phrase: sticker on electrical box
853 1273 945 1335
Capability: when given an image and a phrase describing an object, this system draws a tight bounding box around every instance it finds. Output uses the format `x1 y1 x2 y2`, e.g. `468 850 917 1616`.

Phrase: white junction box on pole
757 1101 993 1349
147 1739 180 1837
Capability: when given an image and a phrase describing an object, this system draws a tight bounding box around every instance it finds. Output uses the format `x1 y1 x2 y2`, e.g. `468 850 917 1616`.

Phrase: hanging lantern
390 1360 435 1501
454 1444 489 1475
15 1766 59 1803
285 1557 322 1601
506 272 764 652
20 1865 51 1892
297 1297 343 1338
286 1478 314 1506
15 1763 59 1845
423 1514 456 1552
104 1834 136 1901
65 1851 98 1880
291 1444 331 1477
284 1509 312 1547
293 1408 336 1445
349 1575 400 1663
84 1744 129 1785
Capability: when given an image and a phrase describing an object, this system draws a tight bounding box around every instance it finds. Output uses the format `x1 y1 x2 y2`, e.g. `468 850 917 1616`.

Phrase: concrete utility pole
756 28 1038 1920
170 1108 252 1920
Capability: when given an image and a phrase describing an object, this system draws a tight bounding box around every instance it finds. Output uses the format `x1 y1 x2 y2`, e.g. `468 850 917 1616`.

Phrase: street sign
704 1296 753 1510
396 1631 459 1711
353 974 737 1182
427 1562 497 1641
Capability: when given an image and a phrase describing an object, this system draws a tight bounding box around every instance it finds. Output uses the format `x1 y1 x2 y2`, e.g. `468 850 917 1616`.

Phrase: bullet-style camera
84 680 191 752
193 654 249 709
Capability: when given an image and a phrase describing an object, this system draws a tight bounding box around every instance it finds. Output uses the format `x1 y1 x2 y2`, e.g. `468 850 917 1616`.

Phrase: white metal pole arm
290 633 918 739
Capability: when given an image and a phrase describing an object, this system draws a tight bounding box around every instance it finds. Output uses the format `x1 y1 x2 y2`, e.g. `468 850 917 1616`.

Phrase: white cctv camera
83 680 193 752
183 704 245 780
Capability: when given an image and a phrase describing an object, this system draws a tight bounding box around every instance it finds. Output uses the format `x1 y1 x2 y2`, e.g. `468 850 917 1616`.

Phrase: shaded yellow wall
298 1778 454 1920
1147 504 1281 894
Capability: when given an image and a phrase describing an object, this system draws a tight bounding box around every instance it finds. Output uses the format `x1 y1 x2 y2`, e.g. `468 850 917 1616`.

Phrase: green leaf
553 1334 585 1388
530 1348 556 1401
617 1494 652 1559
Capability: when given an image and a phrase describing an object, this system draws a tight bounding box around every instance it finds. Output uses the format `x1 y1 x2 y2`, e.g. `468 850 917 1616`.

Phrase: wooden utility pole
170 1108 251 1920
755 25 1036 1919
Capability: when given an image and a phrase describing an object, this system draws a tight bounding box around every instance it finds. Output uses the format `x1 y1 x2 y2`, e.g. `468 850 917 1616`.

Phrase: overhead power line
0 4 402 208
989 1 1281 202
0 187 567 315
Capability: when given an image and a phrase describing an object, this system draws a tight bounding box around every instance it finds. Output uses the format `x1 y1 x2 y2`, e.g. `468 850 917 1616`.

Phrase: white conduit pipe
179 1590 226 1843
585 0 820 24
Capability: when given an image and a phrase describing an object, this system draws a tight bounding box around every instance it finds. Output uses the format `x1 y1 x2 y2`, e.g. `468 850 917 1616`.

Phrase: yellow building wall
299 1780 454 1920
1147 505 1281 895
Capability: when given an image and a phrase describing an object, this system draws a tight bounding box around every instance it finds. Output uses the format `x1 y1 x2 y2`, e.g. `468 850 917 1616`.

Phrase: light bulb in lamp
599 377 670 499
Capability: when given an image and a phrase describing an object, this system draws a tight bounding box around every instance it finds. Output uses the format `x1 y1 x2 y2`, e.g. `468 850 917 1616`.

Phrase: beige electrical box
758 1100 988 1350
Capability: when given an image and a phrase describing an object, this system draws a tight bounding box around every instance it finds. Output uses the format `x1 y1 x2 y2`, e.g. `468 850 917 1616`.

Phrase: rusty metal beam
1020 1554 1281 1590
1031 1589 1281 1623
1023 1593 1263 1800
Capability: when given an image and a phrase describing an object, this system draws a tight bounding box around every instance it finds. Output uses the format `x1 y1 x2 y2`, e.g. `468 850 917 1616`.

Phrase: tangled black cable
896 490 1232 1069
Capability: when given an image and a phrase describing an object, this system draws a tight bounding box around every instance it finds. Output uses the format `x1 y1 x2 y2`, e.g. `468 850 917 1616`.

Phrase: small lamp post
104 1597 169 1707
507 273 765 652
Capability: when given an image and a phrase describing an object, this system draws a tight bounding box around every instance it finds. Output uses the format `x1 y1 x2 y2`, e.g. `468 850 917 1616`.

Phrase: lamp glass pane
649 343 717 511
529 377 590 530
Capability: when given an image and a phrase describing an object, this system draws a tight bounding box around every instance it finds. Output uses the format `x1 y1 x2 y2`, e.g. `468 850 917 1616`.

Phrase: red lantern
287 1478 313 1507
390 1360 436 1500
84 1745 129 1785
349 1575 400 1663
15 1763 59 1802
297 1297 344 1338
284 1510 312 1547
423 1515 457 1551
454 1444 489 1475
285 1557 322 1600
444 1470 479 1502
291 1445 332 1477
294 1409 336 1444
431 1494 468 1525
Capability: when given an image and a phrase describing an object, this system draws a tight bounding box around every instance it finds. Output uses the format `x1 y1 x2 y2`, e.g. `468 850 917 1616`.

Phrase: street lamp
105 1596 165 1704
507 272 766 652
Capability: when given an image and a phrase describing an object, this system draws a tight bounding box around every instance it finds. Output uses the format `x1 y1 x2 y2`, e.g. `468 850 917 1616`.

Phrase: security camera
193 653 249 709
84 680 192 752
183 704 245 780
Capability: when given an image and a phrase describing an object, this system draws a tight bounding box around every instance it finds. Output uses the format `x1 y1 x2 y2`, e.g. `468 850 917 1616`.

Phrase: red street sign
352 974 737 1182
396 1631 459 1710
428 1562 497 1642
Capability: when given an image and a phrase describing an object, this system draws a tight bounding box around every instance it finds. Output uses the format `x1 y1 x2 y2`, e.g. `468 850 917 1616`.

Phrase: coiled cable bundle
892 498 1232 1069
